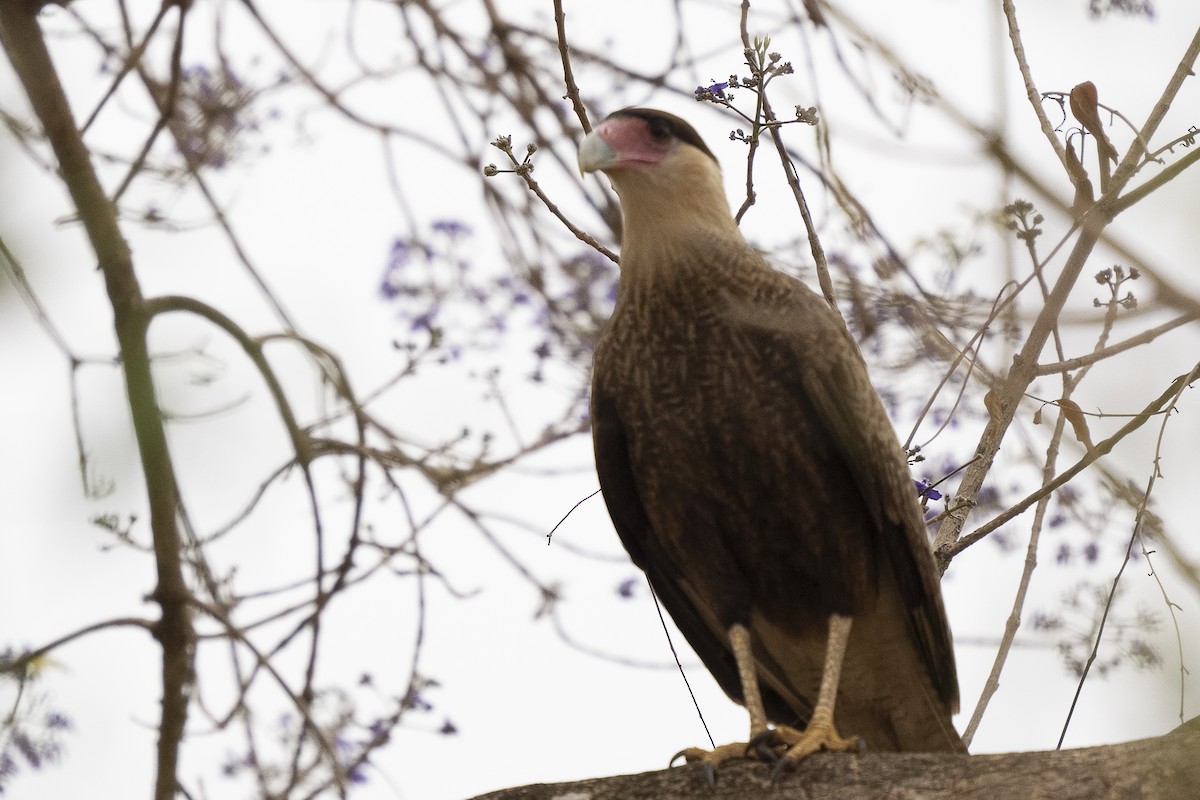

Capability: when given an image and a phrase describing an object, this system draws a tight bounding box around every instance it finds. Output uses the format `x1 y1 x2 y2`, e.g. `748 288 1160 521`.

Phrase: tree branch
468 718 1200 800
0 6 193 799
552 0 590 134
937 367 1197 566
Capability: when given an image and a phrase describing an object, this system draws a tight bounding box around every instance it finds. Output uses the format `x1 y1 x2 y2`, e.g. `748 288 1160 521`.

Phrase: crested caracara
579 108 964 774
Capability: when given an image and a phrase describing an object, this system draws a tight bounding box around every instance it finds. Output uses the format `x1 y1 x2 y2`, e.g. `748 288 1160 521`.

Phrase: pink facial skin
591 116 674 170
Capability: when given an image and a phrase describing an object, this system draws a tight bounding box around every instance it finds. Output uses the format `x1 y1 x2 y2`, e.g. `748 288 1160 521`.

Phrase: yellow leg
769 613 861 766
673 616 861 782
732 623 768 739
673 623 770 772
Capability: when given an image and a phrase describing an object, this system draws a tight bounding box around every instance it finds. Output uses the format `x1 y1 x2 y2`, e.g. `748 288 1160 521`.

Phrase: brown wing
590 373 804 726
731 272 960 720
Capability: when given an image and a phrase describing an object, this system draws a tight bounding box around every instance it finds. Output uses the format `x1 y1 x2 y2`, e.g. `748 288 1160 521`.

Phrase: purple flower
402 688 433 712
378 279 400 301
695 81 730 99
431 219 471 238
44 713 71 731
914 479 942 501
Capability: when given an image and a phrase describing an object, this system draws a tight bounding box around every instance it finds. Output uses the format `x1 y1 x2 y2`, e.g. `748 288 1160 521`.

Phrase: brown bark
467 717 1199 800
0 5 193 800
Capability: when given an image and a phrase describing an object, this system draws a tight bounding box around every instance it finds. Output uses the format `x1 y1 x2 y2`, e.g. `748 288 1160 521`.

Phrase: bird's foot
753 719 863 779
671 739 773 787
672 741 757 768
670 721 861 785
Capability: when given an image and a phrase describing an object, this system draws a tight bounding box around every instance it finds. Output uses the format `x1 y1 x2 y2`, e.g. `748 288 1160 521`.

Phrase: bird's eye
647 119 672 139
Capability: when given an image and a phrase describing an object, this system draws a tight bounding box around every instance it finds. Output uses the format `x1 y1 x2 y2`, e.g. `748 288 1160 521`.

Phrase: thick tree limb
0 4 193 800
467 717 1199 800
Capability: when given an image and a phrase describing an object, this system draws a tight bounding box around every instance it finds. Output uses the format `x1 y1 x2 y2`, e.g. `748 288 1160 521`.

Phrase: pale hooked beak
578 128 617 176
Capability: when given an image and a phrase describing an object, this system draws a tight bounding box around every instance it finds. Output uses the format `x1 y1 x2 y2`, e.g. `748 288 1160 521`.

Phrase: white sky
2 2 1199 799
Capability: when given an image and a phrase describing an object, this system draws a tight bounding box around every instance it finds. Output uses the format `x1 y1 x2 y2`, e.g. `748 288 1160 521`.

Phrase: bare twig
938 371 1194 566
1058 360 1200 747
552 0 591 134
1037 311 1199 376
1110 23 1200 188
1000 0 1070 172
0 618 157 677
738 3 836 310
962 409 1067 746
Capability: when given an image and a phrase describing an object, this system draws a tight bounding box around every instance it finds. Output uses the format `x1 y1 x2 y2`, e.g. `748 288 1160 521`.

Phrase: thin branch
0 234 74 355
759 92 835 310
190 599 347 796
933 207 1109 564
962 406 1067 746
735 3 836 309
905 282 1016 452
76 0 173 135
493 147 619 263
1109 23 1200 188
144 296 313 467
1036 311 1198 376
552 0 590 134
938 370 1194 566
1058 360 1200 747
0 618 157 676
999 0 1070 172
100 2 188 204
1110 142 1200 215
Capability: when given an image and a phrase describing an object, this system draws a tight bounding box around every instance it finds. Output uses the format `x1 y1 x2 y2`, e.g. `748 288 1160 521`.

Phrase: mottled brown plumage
580 108 963 768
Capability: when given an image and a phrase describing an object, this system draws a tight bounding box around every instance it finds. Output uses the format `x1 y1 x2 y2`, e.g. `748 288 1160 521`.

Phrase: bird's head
578 108 739 252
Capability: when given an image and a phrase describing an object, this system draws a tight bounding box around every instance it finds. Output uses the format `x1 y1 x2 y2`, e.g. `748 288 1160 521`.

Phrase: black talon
748 733 781 763
703 761 716 790
747 729 782 762
669 748 690 768
769 754 794 783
